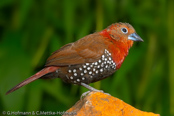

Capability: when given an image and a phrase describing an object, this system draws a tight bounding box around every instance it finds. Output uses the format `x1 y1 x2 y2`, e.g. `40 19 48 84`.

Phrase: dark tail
6 66 59 95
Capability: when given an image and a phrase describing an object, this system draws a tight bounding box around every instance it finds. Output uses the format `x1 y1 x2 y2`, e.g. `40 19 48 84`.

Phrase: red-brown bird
6 22 143 95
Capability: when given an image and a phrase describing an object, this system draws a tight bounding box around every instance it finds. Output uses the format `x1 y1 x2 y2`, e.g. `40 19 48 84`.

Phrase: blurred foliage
0 0 173 116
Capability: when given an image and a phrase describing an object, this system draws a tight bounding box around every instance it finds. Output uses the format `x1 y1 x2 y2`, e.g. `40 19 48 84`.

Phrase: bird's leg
81 83 103 92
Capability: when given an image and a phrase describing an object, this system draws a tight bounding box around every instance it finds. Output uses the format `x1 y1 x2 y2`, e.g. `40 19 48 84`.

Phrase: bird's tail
6 66 59 95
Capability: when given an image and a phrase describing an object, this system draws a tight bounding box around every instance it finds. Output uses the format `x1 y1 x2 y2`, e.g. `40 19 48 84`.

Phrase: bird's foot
80 90 110 100
80 83 110 100
80 91 91 100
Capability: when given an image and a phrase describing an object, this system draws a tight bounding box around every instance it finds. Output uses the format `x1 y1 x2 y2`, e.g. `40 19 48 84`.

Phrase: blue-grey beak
128 33 144 42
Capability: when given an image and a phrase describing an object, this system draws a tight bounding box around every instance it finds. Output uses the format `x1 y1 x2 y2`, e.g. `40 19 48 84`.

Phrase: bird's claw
80 91 91 100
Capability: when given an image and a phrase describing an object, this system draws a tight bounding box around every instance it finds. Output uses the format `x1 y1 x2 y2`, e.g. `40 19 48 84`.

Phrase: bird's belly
56 49 117 85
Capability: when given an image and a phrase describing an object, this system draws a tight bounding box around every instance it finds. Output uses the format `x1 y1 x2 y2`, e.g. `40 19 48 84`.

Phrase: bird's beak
128 33 144 42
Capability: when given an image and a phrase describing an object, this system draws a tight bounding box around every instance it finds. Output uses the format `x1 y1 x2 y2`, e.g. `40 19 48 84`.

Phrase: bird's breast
107 41 130 69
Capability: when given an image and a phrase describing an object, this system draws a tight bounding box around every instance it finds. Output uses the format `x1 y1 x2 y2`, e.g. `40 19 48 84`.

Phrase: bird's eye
121 28 128 34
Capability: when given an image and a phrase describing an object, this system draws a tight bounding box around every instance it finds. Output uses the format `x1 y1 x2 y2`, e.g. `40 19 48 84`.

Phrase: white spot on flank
93 68 96 71
89 71 92 74
79 67 82 70
101 63 104 67
95 62 98 65
68 70 71 73
105 49 108 53
70 76 73 79
77 79 80 82
82 77 85 80
74 73 77 76
73 69 76 72
84 70 87 73
87 67 90 70
98 60 101 63
86 63 89 65
83 65 87 68
81 73 84 76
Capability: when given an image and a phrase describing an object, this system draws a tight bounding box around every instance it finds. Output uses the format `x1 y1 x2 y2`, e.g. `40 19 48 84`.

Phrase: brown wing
45 33 108 66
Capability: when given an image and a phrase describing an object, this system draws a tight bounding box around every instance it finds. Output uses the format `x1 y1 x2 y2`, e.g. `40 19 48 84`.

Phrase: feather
45 33 108 66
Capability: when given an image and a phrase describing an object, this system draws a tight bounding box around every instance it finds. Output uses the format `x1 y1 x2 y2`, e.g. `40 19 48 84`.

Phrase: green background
0 0 174 116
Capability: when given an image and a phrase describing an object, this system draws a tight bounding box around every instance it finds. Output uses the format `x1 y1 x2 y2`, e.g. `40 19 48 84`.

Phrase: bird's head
99 22 143 69
106 22 143 43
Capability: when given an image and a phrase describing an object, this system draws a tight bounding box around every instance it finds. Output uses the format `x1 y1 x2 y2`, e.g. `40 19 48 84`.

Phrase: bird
6 22 143 95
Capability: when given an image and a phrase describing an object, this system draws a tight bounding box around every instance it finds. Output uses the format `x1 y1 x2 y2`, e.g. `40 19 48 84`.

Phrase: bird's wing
45 33 107 66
